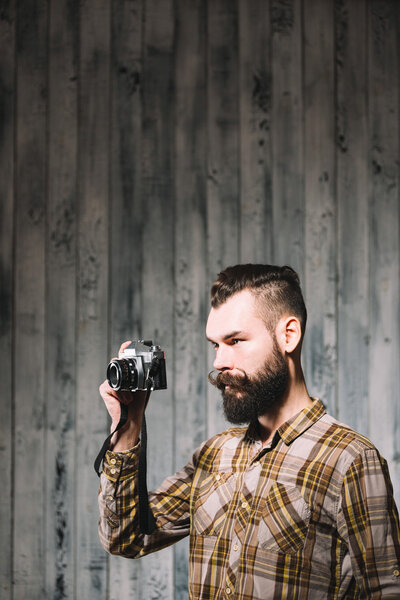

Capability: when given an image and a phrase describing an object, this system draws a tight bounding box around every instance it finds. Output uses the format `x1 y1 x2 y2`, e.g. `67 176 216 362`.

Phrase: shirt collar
245 398 326 445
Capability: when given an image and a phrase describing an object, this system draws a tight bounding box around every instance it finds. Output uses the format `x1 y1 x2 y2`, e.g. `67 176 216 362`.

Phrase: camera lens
107 362 121 388
107 358 138 391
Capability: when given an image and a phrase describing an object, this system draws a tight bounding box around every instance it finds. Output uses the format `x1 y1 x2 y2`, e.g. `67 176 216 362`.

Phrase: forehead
206 289 268 339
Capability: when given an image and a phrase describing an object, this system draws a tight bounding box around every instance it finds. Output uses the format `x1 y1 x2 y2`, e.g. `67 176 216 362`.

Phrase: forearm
98 446 193 558
338 449 400 596
98 446 145 557
109 406 143 451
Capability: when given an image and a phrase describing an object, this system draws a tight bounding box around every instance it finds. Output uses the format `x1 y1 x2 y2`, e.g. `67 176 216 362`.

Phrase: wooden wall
1 0 399 598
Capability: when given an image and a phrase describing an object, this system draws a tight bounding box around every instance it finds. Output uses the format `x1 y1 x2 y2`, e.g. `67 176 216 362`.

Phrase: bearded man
98 264 400 599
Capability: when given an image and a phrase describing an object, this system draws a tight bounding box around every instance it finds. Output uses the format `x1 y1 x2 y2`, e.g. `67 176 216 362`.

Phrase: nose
213 345 234 371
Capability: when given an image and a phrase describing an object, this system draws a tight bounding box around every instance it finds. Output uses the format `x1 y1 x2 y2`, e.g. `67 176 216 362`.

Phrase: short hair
210 264 307 337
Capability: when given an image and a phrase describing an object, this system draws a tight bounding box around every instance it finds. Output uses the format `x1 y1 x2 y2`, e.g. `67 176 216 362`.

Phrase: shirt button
394 568 400 577
110 468 116 475
226 588 231 595
233 544 239 551
110 458 117 465
241 501 248 509
215 474 221 481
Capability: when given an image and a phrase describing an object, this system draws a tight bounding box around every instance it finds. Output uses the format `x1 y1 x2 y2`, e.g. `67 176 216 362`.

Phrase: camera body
107 340 167 392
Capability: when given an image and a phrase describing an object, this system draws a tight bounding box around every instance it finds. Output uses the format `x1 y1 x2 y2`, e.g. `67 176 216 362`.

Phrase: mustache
208 369 249 390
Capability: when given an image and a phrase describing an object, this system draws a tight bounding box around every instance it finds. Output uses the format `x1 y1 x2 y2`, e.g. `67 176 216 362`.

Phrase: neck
257 363 312 445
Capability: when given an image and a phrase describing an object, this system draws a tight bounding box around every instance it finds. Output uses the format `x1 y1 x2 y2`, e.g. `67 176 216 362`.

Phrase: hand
99 341 147 449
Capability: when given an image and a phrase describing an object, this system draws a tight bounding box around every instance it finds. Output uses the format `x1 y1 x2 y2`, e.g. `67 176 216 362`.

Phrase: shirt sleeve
337 447 400 597
98 442 196 558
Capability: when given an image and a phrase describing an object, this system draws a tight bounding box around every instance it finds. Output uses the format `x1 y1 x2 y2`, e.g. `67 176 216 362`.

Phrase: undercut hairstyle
210 264 307 338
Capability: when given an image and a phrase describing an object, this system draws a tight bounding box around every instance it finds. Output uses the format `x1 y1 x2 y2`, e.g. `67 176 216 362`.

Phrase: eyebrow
206 330 243 343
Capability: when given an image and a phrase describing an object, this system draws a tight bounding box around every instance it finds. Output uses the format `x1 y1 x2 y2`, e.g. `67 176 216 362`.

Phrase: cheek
236 349 266 375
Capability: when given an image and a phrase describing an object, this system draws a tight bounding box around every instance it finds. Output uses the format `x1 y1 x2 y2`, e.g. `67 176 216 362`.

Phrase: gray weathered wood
271 0 304 278
45 0 78 597
206 0 240 438
75 1 110 597
13 0 47 596
238 0 273 264
1 1 400 597
367 0 400 500
173 0 208 596
336 0 370 433
139 0 175 596
303 0 337 414
108 0 144 597
0 1 14 598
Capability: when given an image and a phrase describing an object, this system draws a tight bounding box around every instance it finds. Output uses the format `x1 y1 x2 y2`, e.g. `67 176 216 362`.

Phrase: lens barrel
107 358 138 391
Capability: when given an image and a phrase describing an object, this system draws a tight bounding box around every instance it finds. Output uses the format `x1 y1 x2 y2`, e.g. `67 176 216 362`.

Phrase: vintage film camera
107 340 167 392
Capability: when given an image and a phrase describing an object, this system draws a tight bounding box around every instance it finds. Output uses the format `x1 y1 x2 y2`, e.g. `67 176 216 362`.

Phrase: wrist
110 418 141 451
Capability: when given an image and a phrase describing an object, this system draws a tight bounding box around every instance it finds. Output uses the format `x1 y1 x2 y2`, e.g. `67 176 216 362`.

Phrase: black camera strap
94 363 159 535
138 379 157 534
94 403 129 476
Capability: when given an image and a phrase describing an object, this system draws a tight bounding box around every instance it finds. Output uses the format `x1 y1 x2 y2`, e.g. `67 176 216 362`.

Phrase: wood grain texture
238 0 273 263
206 0 240 438
173 1 207 596
13 0 47 596
75 1 110 597
45 1 78 598
367 0 400 499
108 0 144 597
336 0 370 433
1 1 400 597
139 0 175 596
271 0 304 277
0 1 14 598
303 0 337 414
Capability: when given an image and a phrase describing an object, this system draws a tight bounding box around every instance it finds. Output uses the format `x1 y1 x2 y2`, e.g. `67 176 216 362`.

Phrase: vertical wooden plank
0 1 15 597
303 0 337 414
13 0 47 596
76 1 110 597
174 1 207 597
140 0 175 597
207 0 240 438
45 0 78 597
367 0 400 505
108 0 143 597
335 0 369 433
270 0 304 278
238 0 273 263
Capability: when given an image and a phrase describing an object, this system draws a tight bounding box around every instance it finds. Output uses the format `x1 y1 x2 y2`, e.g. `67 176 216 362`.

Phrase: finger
118 340 132 358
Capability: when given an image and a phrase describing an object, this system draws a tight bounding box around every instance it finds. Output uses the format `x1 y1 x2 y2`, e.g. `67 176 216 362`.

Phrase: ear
276 316 302 354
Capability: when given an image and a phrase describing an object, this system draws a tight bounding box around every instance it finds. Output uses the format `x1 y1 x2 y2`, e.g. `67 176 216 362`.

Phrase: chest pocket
258 482 311 554
193 471 237 536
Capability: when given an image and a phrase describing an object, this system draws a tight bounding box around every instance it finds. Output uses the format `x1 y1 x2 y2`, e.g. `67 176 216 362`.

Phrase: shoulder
191 426 248 468
319 412 377 452
312 411 385 475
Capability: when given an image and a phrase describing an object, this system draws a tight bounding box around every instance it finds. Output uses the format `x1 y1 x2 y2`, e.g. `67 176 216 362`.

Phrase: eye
231 338 242 345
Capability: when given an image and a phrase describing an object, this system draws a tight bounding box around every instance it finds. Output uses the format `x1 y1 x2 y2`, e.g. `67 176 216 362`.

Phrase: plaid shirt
98 399 400 598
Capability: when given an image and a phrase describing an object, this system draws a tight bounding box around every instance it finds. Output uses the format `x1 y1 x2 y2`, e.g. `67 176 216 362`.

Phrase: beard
208 340 289 425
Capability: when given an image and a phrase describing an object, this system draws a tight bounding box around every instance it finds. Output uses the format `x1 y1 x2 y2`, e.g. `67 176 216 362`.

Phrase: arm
98 341 193 557
98 445 193 558
337 448 400 597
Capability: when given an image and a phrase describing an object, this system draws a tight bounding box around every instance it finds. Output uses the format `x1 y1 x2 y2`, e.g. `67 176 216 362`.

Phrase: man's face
206 289 289 424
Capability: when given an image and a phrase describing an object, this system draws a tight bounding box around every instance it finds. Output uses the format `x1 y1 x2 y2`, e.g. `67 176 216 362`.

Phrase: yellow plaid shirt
98 399 400 598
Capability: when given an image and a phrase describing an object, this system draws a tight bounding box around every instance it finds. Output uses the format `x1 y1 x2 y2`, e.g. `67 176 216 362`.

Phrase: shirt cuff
103 442 140 482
